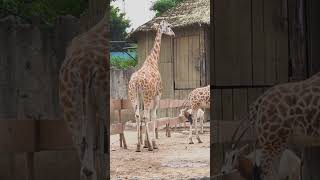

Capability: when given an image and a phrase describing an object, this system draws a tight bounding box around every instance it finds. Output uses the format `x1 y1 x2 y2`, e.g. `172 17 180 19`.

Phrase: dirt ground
110 124 210 180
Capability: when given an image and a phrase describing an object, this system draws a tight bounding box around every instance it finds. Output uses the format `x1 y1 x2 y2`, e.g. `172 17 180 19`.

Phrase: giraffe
59 13 108 180
180 85 210 144
128 20 175 152
221 72 320 180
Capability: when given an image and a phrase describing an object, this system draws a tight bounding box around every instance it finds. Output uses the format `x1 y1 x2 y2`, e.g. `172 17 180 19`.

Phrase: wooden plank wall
173 28 201 89
212 0 290 177
213 0 289 121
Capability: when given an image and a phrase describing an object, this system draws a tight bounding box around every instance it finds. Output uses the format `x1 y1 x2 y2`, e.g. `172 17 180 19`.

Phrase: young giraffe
180 85 210 144
222 72 320 180
128 20 175 152
59 13 108 180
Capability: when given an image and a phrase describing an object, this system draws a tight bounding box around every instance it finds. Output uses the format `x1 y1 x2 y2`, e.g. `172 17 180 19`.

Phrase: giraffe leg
260 147 283 180
151 95 160 149
200 111 204 134
140 124 143 145
143 108 153 151
143 129 149 148
133 99 141 152
188 117 194 144
193 110 202 143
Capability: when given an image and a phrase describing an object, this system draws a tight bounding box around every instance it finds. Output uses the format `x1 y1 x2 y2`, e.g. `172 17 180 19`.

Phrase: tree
150 0 183 16
0 0 88 25
110 5 130 40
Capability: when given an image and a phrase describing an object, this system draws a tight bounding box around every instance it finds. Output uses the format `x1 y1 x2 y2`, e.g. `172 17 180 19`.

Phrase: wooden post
167 124 171 137
87 1 108 180
155 128 159 139
288 0 308 81
302 147 320 180
118 110 122 147
25 152 34 180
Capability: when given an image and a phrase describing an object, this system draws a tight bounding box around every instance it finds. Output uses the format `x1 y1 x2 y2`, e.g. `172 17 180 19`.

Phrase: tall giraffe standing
221 72 320 180
59 13 108 180
128 20 175 152
180 85 210 144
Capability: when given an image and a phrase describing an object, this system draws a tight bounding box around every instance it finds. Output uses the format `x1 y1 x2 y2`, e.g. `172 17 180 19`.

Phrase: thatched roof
129 0 210 38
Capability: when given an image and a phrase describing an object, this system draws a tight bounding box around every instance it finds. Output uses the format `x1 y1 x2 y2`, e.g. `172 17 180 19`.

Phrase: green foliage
110 5 130 40
111 57 137 70
0 0 88 25
151 0 183 16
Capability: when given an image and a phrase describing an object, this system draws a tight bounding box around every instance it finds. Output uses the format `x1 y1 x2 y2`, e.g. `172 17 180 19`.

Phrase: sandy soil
110 125 210 180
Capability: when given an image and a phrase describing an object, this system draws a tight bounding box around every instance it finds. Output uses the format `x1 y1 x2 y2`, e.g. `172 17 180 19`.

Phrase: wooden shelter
129 0 210 117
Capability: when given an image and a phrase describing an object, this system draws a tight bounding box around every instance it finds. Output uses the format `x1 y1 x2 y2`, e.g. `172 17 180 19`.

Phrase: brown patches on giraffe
224 72 320 180
128 20 174 152
180 85 210 144
59 13 108 180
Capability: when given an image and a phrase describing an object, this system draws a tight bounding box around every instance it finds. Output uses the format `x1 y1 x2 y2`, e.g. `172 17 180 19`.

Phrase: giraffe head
221 144 249 174
179 108 192 121
152 20 175 37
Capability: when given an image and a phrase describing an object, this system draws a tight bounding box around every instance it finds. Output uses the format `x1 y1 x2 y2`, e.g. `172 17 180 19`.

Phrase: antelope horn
230 114 247 144
232 126 250 149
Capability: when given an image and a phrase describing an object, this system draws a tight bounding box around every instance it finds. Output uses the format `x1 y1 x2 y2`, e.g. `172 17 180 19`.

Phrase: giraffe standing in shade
222 72 320 180
59 13 108 180
128 20 175 152
180 85 210 144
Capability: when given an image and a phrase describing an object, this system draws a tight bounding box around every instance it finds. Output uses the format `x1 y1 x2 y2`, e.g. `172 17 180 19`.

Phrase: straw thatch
129 0 209 38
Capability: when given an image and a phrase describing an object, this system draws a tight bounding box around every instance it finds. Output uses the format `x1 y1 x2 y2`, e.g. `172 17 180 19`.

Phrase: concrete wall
110 68 135 124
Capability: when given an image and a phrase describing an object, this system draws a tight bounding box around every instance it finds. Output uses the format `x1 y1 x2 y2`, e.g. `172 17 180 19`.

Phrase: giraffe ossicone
128 20 175 152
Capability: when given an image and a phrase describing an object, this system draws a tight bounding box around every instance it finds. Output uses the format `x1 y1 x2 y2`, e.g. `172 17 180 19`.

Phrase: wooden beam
110 99 193 111
211 120 255 144
110 123 125 135
0 119 36 152
38 120 73 151
25 152 34 180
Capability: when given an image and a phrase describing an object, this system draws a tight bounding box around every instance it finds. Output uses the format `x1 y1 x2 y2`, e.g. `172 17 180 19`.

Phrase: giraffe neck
89 13 108 38
145 28 162 68
85 13 108 57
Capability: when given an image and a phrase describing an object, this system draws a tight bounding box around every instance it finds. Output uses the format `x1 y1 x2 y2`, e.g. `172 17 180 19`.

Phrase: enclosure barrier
110 99 210 148
0 99 208 180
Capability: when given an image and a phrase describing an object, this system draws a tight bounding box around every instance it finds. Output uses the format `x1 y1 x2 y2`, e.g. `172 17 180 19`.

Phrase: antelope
221 144 301 180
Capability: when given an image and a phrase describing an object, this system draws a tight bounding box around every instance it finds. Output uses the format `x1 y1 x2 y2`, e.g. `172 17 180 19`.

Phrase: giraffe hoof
148 147 153 151
189 141 194 144
81 167 93 177
143 140 149 148
136 144 141 152
197 137 203 143
152 141 158 149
